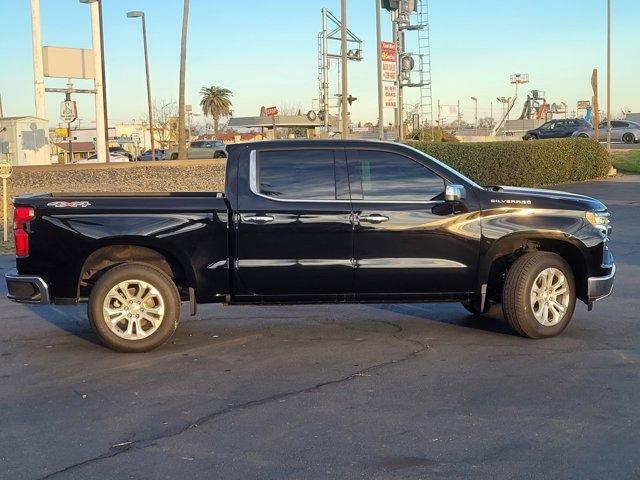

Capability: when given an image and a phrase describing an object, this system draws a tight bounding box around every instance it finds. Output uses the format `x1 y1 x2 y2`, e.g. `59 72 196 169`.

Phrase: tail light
13 206 35 258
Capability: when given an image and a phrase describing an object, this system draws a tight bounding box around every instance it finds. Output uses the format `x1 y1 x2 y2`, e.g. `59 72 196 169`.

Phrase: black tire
622 133 635 144
578 133 590 138
213 151 227 159
171 153 179 160
523 134 537 140
88 263 181 352
502 252 576 339
461 301 491 315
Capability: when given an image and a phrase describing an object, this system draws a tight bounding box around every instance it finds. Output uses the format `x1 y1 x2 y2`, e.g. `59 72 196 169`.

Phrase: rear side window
257 150 336 200
348 150 444 201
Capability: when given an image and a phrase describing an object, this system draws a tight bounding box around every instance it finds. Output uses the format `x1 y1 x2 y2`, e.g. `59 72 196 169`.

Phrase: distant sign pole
0 162 12 242
266 106 279 139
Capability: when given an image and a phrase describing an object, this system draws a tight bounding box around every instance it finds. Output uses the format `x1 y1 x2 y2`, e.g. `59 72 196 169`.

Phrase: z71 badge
47 201 92 208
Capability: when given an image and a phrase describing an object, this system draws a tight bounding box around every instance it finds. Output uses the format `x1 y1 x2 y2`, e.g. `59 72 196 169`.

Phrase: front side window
348 150 444 202
541 122 555 130
257 150 336 200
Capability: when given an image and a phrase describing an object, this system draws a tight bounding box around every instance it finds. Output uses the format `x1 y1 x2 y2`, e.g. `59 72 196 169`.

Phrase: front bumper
587 264 616 302
5 270 51 305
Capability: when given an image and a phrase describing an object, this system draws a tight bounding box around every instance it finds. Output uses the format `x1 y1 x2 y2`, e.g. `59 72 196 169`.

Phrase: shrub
407 138 611 187
406 127 459 142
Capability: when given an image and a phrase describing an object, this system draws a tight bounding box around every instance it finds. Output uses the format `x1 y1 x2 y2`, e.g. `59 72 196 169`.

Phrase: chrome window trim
249 149 446 205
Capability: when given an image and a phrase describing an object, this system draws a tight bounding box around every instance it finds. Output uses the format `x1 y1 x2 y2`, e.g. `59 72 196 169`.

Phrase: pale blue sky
0 0 638 126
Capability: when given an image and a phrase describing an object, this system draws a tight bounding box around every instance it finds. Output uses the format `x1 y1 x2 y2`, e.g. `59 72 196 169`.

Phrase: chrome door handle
241 214 275 224
358 214 389 224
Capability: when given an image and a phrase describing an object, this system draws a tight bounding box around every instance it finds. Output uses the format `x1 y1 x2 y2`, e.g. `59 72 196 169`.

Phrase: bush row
407 138 612 187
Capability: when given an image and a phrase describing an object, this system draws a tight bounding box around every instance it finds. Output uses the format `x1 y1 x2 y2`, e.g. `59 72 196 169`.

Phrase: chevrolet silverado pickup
6 140 615 352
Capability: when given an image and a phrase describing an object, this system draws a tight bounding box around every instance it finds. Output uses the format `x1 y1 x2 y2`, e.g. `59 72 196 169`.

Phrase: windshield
404 143 482 189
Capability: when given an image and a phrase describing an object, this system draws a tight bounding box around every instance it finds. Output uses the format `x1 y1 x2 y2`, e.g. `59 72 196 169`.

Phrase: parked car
6 140 615 352
75 152 130 164
572 120 640 144
165 140 227 160
137 149 166 161
109 146 133 161
523 119 590 140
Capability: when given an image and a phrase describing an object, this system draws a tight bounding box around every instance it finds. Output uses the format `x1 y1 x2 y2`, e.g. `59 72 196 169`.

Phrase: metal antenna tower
416 0 433 131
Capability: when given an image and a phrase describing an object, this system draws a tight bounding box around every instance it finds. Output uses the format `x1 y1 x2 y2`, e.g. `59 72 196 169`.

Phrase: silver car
165 140 227 160
572 120 640 144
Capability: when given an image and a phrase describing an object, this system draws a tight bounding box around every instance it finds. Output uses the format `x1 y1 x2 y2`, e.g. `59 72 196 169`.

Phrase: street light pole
29 0 46 119
177 0 190 159
375 0 384 140
127 11 156 161
340 0 349 139
606 0 612 153
471 96 478 134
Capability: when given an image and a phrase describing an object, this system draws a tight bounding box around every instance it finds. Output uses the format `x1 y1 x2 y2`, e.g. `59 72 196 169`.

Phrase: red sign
265 106 279 117
380 41 397 83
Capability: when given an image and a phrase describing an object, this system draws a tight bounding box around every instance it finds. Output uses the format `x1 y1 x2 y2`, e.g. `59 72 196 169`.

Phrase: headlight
586 211 610 227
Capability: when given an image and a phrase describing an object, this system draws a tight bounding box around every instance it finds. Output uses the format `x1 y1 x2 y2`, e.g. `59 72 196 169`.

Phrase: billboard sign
383 84 398 109
265 106 279 117
380 41 397 83
43 46 95 79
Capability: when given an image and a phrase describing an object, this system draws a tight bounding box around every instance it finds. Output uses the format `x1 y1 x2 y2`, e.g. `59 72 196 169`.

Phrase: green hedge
407 138 612 187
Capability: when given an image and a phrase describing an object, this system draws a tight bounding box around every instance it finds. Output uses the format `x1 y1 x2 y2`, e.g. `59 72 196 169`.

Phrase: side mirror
445 184 466 202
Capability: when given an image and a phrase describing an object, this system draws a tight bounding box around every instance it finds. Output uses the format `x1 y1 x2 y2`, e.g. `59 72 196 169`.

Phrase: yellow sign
54 128 70 138
0 162 11 179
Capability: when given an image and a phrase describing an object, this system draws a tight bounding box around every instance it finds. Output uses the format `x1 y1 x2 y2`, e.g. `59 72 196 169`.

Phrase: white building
0 116 51 165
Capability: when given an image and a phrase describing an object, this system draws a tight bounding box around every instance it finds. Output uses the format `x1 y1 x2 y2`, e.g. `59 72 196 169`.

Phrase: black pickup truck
6 140 615 352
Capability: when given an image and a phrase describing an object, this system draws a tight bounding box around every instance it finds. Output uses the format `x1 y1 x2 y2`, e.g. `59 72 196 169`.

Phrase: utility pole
375 0 384 140
127 11 156 161
30 0 46 119
321 8 330 133
606 0 612 153
340 0 349 139
88 1 108 163
178 0 190 159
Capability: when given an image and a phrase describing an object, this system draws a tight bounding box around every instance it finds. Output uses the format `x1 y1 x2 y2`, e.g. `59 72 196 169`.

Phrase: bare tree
141 100 178 149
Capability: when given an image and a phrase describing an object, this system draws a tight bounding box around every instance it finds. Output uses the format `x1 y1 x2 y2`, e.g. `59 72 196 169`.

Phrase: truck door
346 148 480 298
234 147 354 298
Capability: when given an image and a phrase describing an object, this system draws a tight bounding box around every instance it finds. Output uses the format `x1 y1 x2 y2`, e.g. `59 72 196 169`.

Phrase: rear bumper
587 264 616 302
5 270 51 305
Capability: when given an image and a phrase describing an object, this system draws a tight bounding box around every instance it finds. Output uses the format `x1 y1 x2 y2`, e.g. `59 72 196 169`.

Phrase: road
1 175 639 480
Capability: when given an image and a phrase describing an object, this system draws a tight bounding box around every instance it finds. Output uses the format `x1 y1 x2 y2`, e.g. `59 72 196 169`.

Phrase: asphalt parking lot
1 175 639 480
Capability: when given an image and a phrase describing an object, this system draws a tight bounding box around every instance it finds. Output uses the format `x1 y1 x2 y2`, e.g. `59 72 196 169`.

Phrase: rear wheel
502 252 576 339
213 151 227 159
622 132 635 144
88 263 180 352
170 153 179 160
578 133 590 138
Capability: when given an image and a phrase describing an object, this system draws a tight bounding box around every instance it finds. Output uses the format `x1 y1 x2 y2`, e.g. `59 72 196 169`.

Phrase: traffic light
382 0 400 11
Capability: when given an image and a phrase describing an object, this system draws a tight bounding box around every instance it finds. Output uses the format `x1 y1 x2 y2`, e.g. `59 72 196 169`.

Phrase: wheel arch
479 232 590 304
77 242 196 300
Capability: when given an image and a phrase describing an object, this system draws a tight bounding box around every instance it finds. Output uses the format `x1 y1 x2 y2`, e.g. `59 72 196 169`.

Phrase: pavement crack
36 340 428 479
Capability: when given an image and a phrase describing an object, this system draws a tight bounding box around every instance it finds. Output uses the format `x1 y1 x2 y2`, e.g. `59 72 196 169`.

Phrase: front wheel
523 134 537 140
170 153 179 160
502 252 576 339
88 263 181 352
622 132 636 144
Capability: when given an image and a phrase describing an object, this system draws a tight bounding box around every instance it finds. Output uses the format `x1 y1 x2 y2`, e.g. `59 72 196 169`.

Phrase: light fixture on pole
127 10 156 161
79 0 108 163
470 96 478 134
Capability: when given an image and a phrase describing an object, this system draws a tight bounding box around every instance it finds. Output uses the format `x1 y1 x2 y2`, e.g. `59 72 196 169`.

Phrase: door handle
241 214 275 224
358 214 389 224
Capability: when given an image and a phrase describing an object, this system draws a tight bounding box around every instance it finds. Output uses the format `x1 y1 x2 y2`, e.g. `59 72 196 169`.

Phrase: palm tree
200 86 233 137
